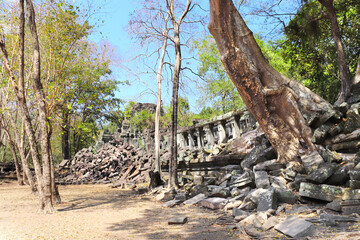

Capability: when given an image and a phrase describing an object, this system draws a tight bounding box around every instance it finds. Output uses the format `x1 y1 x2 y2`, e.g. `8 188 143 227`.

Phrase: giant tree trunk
318 0 351 104
208 0 337 163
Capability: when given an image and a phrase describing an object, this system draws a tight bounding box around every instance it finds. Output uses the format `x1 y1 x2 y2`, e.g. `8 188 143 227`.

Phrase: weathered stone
299 182 348 202
274 216 314 238
320 149 343 163
210 187 230 198
255 171 270 189
189 185 208 198
137 187 148 194
306 163 338 183
246 188 268 204
200 197 227 210
319 213 358 222
270 176 287 190
230 188 242 197
232 207 249 217
163 200 181 208
253 160 285 171
59 159 69 168
301 151 325 174
326 200 342 212
193 175 203 185
275 189 297 204
262 216 279 231
234 214 248 222
257 189 277 212
243 225 264 238
342 205 360 215
239 213 267 227
241 144 274 170
155 191 175 202
225 200 242 210
349 170 360 181
174 192 187 201
168 216 188 225
229 171 253 188
312 123 332 144
238 201 256 211
325 166 349 185
183 193 206 205
344 109 360 133
347 180 360 189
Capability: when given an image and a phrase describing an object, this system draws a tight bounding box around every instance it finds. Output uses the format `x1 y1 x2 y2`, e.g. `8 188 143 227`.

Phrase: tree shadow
57 190 139 212
106 205 238 240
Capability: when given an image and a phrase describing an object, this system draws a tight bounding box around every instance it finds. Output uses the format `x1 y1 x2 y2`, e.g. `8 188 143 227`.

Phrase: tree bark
61 108 71 160
25 0 54 213
8 141 24 185
354 55 360 85
154 34 168 174
208 0 336 163
318 0 351 104
166 0 192 188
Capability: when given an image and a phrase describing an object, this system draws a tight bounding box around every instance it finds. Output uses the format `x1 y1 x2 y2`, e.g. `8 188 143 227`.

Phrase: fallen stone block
319 213 358 223
275 189 297 204
257 189 277 212
232 207 249 217
274 216 314 238
254 171 270 189
306 163 338 183
262 216 279 231
183 193 206 205
349 170 360 181
347 180 360 189
326 200 341 212
299 182 348 202
225 200 242 210
341 200 360 215
163 200 181 208
174 192 187 201
168 216 188 225
200 197 227 210
270 176 287 190
325 166 349 185
301 151 324 174
254 160 285 171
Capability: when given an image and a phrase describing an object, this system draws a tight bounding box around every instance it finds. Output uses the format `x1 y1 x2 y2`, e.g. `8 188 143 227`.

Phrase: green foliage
161 97 194 127
194 36 244 113
124 101 136 120
283 0 360 103
130 110 154 132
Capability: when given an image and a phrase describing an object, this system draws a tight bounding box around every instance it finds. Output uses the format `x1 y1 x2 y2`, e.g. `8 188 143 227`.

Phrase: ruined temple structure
177 109 257 150
118 106 257 152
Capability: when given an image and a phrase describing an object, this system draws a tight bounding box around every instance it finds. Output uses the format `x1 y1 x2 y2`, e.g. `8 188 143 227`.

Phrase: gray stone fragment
325 166 349 185
200 197 227 210
163 200 181 208
347 180 360 189
241 144 274 169
189 184 208 197
239 201 256 211
301 151 325 174
209 186 230 198
342 205 360 215
262 216 279 231
275 189 297 204
320 149 342 163
326 200 341 212
274 216 314 238
246 188 268 204
229 171 253 188
349 170 360 181
183 193 206 205
299 182 347 202
174 192 187 201
168 216 188 225
270 176 287 190
193 174 203 185
255 171 270 189
306 163 338 183
254 159 285 171
232 207 249 217
257 189 277 212
320 213 358 222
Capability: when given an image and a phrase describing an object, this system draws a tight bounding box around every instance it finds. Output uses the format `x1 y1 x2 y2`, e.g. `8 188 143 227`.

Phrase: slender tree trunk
8 141 24 185
318 0 351 104
25 0 54 213
354 55 360 85
154 34 168 174
208 0 336 163
0 140 6 163
61 109 71 160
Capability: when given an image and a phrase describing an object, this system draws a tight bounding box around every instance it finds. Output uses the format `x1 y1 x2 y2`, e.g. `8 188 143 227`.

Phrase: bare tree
208 0 336 163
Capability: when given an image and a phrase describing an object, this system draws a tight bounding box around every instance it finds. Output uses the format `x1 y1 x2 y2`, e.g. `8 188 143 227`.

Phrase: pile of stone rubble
57 139 154 186
147 102 360 238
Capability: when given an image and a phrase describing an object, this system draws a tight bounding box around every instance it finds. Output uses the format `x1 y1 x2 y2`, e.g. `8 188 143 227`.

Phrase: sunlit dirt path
0 181 236 240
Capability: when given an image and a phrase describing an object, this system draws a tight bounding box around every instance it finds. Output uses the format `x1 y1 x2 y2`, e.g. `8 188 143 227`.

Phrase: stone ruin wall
116 107 257 153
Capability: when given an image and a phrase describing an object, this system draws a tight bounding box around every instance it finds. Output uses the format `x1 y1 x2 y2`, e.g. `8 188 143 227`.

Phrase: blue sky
75 0 297 112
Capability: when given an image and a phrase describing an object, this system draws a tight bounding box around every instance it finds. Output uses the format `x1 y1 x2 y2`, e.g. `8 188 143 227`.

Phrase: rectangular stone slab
299 182 348 201
275 216 314 238
183 193 206 205
168 216 188 225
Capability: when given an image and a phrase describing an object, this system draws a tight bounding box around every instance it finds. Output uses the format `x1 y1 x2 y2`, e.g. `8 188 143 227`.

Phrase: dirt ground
0 181 237 240
2 180 360 240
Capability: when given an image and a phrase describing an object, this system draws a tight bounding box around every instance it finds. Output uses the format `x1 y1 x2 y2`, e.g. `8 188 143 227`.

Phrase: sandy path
0 181 236 240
